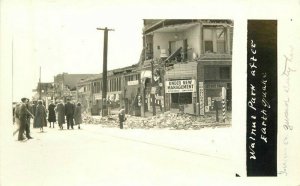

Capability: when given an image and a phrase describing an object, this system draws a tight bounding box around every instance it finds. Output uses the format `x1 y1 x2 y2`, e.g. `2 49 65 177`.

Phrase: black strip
247 20 277 176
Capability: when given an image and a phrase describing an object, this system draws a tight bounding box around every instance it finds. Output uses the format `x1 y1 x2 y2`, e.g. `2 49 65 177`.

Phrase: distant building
32 82 54 101
77 65 140 115
54 73 98 102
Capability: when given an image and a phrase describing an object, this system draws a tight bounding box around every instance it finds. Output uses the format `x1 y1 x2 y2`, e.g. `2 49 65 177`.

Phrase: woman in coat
48 101 56 128
55 100 65 130
74 102 82 129
35 100 47 132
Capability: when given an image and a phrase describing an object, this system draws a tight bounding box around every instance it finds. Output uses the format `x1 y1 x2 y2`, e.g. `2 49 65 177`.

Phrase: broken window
203 27 227 54
145 35 153 60
203 29 213 53
216 29 225 53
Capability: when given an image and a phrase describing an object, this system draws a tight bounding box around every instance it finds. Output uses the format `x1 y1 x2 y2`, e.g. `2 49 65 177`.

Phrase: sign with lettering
165 79 196 93
208 97 211 106
127 80 139 86
247 20 277 176
150 87 156 94
94 93 102 100
199 82 204 115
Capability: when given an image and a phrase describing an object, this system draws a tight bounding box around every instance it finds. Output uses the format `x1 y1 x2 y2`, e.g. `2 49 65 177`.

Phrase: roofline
143 19 233 35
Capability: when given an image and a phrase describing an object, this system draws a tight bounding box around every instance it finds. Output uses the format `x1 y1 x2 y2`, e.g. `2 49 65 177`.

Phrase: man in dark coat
65 99 75 129
18 98 34 141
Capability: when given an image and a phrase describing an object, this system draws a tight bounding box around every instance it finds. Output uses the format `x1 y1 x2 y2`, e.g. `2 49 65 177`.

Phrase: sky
4 0 299 103
10 0 146 101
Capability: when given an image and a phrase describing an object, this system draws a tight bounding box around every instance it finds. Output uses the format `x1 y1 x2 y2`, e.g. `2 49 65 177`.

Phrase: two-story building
141 19 233 115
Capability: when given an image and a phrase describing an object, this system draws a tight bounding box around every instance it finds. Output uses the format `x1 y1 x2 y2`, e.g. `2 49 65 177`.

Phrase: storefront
198 62 232 114
165 79 197 114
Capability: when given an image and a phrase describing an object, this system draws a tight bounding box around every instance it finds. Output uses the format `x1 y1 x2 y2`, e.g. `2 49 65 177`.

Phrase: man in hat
18 98 34 141
65 98 75 129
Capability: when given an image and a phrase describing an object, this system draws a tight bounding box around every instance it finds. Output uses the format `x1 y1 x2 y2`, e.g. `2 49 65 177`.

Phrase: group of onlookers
14 98 83 141
13 97 128 141
56 99 83 130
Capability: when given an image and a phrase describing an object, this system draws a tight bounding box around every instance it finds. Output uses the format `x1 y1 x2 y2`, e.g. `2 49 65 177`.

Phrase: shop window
220 67 230 79
171 92 192 105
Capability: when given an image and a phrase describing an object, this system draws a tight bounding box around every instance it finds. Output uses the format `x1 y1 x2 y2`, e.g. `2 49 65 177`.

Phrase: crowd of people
13 98 83 141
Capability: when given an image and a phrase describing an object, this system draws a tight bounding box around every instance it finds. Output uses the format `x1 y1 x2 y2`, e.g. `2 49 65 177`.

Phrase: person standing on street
35 100 47 132
48 101 56 128
25 99 34 139
65 99 75 129
74 102 82 129
18 98 34 141
55 100 65 129
118 106 126 129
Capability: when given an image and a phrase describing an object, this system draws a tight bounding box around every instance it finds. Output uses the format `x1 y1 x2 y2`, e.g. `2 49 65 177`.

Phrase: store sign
150 87 156 94
127 80 139 86
165 80 196 93
94 93 102 100
199 82 204 115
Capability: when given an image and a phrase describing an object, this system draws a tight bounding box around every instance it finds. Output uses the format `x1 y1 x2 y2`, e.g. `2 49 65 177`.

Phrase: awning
140 70 152 79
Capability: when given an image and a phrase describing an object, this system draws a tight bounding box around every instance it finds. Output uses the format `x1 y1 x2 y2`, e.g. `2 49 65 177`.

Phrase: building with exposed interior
141 19 233 115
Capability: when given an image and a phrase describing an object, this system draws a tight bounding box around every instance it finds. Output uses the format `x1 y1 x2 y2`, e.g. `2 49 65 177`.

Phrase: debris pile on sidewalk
83 111 231 130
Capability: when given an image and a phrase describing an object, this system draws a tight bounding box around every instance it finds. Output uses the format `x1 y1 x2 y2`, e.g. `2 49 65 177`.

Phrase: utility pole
97 27 114 117
150 60 156 116
39 66 41 100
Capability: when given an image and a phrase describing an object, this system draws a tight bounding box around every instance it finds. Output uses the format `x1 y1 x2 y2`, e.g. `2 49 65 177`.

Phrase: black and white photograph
0 0 300 186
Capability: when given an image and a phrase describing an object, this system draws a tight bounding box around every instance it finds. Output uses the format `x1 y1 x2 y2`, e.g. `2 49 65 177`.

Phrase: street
1 124 233 186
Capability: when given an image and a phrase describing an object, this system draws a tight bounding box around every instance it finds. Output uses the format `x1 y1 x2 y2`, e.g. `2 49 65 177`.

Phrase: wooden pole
151 60 156 116
97 27 114 116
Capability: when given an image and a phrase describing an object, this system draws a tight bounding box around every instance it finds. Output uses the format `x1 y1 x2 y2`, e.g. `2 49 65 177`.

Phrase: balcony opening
203 27 227 54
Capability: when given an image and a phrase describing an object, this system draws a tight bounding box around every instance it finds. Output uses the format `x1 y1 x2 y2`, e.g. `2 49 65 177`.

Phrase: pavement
1 123 234 186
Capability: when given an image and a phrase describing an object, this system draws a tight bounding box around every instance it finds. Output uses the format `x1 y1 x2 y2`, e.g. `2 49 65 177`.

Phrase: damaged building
141 19 233 115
